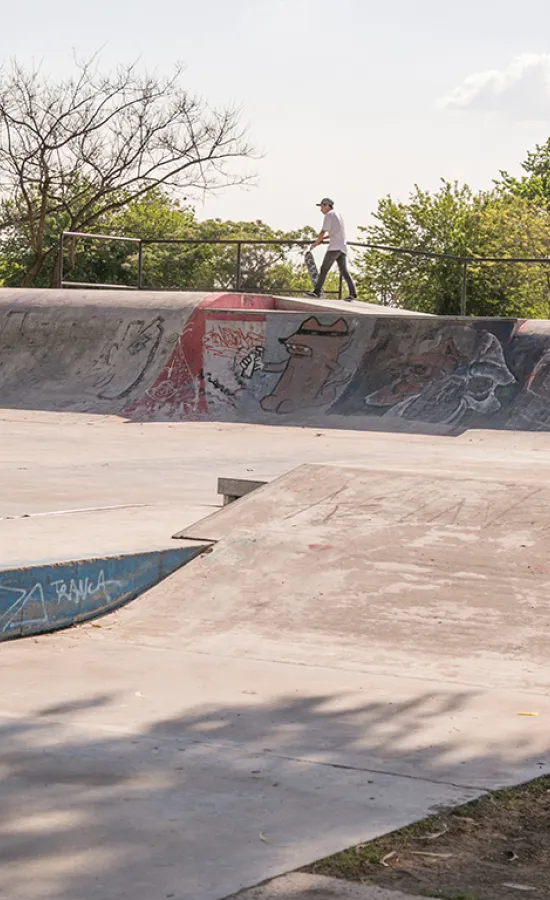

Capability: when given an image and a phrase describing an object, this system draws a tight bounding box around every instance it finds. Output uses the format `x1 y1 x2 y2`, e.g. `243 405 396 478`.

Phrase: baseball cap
316 197 334 207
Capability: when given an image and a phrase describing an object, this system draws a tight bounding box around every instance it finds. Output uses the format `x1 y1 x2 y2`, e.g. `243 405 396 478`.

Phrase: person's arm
310 230 327 250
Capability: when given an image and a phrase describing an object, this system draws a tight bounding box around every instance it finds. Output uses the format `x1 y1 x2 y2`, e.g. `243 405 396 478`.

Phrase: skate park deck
2 289 550 900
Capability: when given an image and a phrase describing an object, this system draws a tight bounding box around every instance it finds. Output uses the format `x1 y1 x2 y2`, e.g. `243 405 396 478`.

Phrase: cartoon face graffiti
507 347 550 430
260 317 351 414
365 336 465 407
93 317 165 400
374 330 516 425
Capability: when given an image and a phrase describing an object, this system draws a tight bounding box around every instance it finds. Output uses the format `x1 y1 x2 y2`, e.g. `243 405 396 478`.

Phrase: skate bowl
1 287 550 431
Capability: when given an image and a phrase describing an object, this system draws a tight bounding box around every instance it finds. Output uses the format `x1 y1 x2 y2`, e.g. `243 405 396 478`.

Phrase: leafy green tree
467 194 550 318
54 190 202 290
354 181 478 314
497 138 550 206
3 188 327 295
180 217 320 294
354 180 550 317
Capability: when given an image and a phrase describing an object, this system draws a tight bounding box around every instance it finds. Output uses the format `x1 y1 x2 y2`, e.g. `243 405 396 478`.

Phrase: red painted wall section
125 295 268 419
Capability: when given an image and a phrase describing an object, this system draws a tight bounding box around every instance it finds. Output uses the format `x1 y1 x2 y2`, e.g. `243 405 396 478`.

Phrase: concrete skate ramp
3 463 550 900
173 463 550 705
0 287 414 416
2 287 550 430
167 462 550 788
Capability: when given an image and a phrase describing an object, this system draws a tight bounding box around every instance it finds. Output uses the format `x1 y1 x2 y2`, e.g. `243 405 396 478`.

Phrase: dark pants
314 250 357 298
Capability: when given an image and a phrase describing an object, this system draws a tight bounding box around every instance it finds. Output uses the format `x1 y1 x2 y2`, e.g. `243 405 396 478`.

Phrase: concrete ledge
218 477 268 505
0 543 209 639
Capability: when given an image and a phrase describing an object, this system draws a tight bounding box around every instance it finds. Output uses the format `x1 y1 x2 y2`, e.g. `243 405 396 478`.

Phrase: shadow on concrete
125 411 470 438
0 396 469 436
1 687 547 900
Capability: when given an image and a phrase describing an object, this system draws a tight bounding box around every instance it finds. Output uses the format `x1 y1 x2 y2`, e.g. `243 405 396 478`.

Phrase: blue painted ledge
0 545 208 640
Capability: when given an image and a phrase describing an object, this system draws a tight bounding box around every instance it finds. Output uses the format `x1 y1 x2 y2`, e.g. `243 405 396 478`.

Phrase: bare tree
0 56 255 286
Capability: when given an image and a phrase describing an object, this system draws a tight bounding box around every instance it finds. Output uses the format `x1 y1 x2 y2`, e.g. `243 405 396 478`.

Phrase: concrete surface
2 411 550 899
0 288 423 423
0 503 215 568
4 288 550 899
1 288 548 431
0 626 483 900
227 873 422 899
4 409 550 566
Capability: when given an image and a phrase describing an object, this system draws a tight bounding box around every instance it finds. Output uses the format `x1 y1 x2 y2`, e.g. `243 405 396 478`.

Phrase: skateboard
304 250 319 289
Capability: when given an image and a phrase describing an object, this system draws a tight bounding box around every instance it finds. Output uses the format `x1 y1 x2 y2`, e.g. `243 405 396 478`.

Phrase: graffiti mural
104 301 550 431
362 334 466 408
0 310 34 351
91 316 165 399
126 309 266 419
503 322 550 431
202 318 266 415
510 350 550 429
0 547 205 640
260 317 352 414
0 309 84 361
331 320 523 427
375 331 516 426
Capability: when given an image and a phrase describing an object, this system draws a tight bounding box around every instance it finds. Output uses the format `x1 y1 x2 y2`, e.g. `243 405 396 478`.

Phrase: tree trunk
20 254 47 288
49 252 60 288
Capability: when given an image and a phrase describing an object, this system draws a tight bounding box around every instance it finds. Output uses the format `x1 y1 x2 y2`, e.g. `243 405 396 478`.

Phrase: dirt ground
305 777 550 900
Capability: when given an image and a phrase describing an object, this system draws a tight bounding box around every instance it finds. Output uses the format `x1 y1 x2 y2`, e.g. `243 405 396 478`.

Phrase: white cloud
437 54 550 121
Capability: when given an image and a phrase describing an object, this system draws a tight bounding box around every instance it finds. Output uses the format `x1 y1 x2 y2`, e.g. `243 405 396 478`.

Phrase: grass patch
304 776 550 900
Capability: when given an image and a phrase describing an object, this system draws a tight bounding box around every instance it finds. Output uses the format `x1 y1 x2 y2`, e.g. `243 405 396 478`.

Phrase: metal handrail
60 281 137 290
58 230 550 314
62 231 141 243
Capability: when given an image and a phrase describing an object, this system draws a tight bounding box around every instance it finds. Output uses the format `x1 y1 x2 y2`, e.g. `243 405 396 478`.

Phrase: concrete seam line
0 503 149 520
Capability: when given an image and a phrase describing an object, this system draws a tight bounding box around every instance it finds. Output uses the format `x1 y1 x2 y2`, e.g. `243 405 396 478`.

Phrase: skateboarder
307 198 357 301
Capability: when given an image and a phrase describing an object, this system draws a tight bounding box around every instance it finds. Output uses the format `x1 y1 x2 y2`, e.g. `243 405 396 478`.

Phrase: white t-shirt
322 209 347 253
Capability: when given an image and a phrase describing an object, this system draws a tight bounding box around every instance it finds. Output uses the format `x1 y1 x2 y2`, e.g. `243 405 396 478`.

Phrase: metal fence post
460 260 468 316
235 242 242 291
137 240 143 289
338 273 343 300
57 232 64 288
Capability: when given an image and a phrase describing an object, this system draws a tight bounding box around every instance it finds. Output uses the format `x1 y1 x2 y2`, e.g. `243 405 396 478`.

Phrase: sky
3 0 550 239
